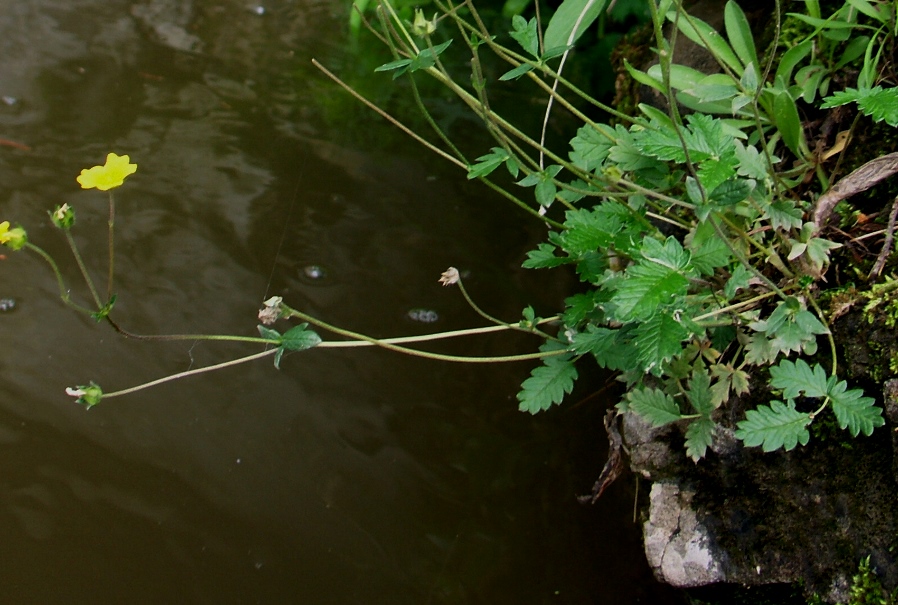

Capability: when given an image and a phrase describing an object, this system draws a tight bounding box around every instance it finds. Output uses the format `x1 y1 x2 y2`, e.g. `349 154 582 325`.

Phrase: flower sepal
0 221 28 251
50 203 75 230
66 382 103 409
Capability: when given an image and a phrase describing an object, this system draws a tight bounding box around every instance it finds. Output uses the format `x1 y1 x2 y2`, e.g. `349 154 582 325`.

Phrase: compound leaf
281 323 322 352
523 242 572 268
828 380 884 437
623 386 683 427
735 400 812 452
685 417 716 461
634 310 689 375
687 370 715 415
769 358 828 399
517 352 578 414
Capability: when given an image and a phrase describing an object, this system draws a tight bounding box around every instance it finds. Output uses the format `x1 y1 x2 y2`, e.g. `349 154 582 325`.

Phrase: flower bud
66 382 103 408
50 203 75 230
412 9 437 37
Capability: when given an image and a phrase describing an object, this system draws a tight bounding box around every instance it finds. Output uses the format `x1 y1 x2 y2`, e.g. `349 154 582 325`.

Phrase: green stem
310 59 563 228
24 242 95 314
281 304 564 363
807 294 838 376
102 349 277 399
64 231 103 309
456 278 557 340
107 190 115 301
692 290 779 322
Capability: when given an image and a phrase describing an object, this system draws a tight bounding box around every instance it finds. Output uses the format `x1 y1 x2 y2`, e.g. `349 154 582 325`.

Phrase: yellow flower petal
0 221 9 243
76 152 137 191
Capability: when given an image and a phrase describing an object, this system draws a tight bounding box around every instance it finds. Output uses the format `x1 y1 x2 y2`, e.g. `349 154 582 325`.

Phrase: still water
0 0 681 602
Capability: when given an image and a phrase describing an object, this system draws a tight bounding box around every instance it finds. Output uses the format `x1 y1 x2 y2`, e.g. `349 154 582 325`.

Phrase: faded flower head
258 295 284 325
0 221 27 250
438 267 459 286
77 152 137 191
66 382 103 409
412 9 438 36
50 203 75 229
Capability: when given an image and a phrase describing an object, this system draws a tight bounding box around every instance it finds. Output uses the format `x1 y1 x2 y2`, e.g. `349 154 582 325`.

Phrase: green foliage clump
355 0 898 461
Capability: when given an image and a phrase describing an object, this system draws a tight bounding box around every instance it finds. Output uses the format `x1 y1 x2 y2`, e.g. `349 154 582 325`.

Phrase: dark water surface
0 0 682 602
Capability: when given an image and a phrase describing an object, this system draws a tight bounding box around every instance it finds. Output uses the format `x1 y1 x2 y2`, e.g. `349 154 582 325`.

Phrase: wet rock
623 377 898 602
644 482 726 587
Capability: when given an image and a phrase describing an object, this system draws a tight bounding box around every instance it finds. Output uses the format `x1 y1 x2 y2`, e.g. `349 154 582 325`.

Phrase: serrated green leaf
688 220 733 276
509 15 539 57
569 124 614 171
822 86 898 127
624 387 683 427
828 380 884 437
562 291 603 327
558 207 620 255
517 354 578 414
685 417 716 461
571 324 617 356
820 87 863 108
687 371 715 415
734 139 774 180
769 359 828 399
710 178 752 206
257 325 282 342
744 332 779 365
804 237 842 271
611 261 689 321
765 199 803 230
281 324 322 352
634 310 690 374
468 147 510 179
735 400 812 452
523 242 572 268
710 363 750 406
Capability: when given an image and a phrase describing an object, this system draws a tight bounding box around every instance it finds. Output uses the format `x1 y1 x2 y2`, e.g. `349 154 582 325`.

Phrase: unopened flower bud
50 203 75 229
66 382 103 408
412 9 437 37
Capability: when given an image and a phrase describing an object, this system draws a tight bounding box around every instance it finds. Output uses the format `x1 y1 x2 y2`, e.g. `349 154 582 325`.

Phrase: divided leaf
769 358 828 399
828 380 884 437
517 351 578 414
622 387 683 427
634 310 689 375
735 400 812 452
685 417 716 461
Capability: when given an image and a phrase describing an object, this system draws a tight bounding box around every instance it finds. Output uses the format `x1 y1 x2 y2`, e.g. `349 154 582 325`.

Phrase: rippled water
0 0 682 602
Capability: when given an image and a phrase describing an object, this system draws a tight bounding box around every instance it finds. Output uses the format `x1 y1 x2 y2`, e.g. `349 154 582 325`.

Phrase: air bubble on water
407 308 439 323
303 265 327 280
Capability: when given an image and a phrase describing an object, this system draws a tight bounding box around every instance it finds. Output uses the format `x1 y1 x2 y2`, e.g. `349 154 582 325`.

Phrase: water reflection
0 0 681 602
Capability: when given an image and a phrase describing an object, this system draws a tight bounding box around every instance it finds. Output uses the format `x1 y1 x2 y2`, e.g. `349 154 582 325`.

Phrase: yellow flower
0 221 27 250
76 152 137 191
